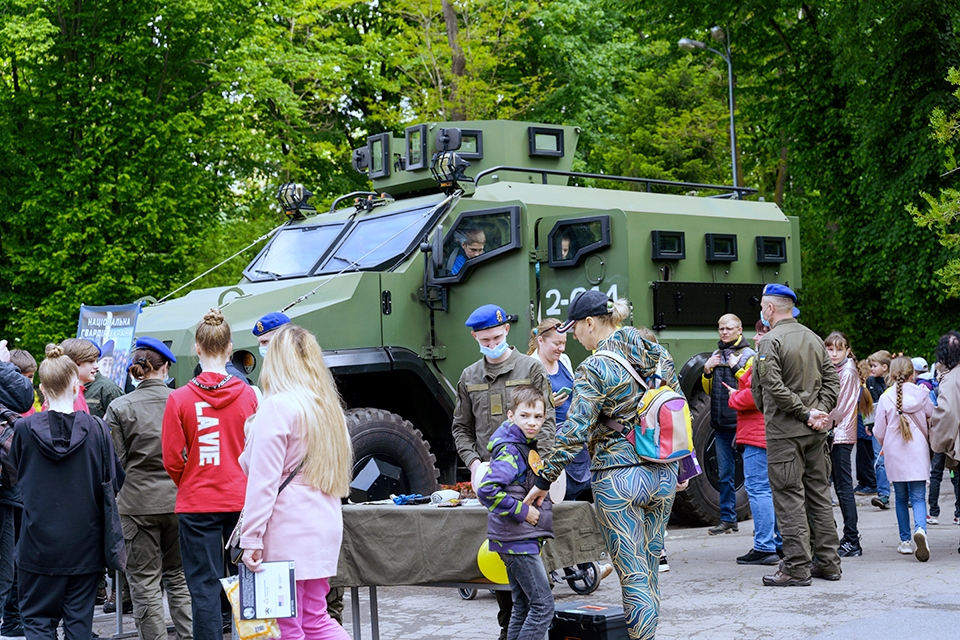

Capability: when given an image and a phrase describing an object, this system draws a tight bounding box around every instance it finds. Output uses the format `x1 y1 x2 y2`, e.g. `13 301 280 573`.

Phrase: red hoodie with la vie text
162 372 258 513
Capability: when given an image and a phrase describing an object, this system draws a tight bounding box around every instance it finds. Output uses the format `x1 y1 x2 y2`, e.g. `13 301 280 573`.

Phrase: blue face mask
760 307 771 328
259 345 268 358
479 340 509 360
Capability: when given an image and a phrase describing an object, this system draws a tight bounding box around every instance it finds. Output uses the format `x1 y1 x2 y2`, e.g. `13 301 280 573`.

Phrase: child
824 331 863 557
8 349 37 416
853 360 877 496
477 386 555 640
866 350 893 509
873 356 934 561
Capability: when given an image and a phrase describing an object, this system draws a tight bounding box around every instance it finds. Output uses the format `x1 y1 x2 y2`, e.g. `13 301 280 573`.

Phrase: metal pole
724 34 739 192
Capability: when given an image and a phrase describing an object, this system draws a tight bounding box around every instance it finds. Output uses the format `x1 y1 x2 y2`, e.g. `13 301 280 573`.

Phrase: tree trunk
441 0 466 121
775 130 788 207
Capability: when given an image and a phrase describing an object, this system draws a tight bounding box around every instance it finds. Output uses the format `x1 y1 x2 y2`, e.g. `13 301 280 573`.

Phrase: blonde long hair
889 356 915 442
258 325 352 496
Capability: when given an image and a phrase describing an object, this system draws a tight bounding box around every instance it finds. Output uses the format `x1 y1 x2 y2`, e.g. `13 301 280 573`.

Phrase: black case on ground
549 602 629 640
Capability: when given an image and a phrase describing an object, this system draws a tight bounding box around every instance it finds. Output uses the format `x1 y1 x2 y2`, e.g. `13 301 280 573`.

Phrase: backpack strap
594 350 649 390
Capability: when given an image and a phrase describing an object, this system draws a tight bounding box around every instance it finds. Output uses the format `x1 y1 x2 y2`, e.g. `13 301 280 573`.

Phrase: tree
910 67 960 297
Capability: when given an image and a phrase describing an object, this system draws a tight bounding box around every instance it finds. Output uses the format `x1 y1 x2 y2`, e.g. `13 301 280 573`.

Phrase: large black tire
346 408 441 496
671 391 751 525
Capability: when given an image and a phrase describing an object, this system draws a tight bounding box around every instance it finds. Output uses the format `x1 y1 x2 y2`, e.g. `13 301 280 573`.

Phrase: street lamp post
679 26 739 192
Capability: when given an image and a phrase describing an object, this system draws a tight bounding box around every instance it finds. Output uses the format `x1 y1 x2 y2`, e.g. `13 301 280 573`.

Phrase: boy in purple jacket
477 386 555 640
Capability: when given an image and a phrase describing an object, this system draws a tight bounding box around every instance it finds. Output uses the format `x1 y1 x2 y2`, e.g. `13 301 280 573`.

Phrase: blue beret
762 283 797 303
134 336 177 364
85 339 102 359
252 312 291 337
465 304 516 331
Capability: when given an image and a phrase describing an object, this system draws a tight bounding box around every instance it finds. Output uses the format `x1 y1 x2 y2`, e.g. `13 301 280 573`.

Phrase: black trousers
831 443 859 544
495 589 513 637
855 437 877 490
19 571 99 640
178 512 239 640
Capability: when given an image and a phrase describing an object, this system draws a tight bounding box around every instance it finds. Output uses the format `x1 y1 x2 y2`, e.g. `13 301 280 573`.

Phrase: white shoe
913 528 930 562
927 515 939 525
897 541 913 554
658 554 670 573
954 517 960 525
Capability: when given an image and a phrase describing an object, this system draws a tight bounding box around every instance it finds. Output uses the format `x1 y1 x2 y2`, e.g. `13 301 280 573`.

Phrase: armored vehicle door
426 201 533 385
533 209 629 365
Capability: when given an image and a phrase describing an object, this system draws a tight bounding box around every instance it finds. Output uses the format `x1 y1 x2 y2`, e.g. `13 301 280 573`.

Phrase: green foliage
911 68 960 297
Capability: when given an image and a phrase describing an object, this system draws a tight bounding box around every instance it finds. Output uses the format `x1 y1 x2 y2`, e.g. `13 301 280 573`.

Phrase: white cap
911 357 929 373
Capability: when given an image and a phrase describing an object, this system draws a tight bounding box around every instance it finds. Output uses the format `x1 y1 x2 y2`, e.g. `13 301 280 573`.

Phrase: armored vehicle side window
436 206 522 282
245 223 346 280
547 216 611 267
319 204 436 273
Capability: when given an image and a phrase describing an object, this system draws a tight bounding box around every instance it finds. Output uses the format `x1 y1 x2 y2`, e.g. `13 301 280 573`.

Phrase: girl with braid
874 356 934 561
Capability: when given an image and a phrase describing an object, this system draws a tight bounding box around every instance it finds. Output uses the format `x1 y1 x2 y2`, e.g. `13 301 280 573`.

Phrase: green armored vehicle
136 121 800 524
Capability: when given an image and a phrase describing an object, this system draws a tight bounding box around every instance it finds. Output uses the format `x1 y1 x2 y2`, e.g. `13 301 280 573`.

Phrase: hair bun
203 309 225 326
44 344 65 359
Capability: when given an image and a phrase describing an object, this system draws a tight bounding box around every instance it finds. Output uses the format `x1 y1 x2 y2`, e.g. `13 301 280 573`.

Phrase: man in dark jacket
0 340 35 414
702 314 754 534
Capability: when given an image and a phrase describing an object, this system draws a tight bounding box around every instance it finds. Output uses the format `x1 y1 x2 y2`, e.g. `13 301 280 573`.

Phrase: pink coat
874 382 933 482
239 394 343 580
826 357 860 445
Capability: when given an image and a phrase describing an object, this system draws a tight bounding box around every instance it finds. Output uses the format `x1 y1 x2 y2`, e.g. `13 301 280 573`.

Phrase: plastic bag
220 575 281 640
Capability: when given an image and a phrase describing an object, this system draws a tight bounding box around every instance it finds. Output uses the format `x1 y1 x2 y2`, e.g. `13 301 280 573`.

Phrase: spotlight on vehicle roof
430 151 472 195
276 183 317 220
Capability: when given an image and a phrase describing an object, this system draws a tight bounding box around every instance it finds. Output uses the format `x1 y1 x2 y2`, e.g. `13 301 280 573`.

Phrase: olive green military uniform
105 379 193 640
84 371 124 419
752 317 841 578
452 347 556 468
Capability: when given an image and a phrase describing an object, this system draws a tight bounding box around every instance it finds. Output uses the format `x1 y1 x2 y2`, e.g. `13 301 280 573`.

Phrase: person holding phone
528 318 590 499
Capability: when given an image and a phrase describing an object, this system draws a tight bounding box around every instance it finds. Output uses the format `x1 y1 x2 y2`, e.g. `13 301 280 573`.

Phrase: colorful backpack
594 350 694 462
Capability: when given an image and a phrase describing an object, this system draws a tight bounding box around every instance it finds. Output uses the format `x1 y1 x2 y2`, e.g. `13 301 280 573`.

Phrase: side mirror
436 128 462 152
352 147 370 173
420 224 444 271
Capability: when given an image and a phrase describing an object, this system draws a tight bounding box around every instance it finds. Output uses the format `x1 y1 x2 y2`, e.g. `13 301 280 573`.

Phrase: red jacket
728 365 766 449
162 372 258 513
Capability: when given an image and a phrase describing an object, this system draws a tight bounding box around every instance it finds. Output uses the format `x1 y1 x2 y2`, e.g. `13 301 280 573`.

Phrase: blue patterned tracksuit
536 326 680 640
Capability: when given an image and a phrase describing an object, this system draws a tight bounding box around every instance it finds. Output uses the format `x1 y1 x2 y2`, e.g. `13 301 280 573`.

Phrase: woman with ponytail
874 356 934 561
162 309 258 640
10 345 124 640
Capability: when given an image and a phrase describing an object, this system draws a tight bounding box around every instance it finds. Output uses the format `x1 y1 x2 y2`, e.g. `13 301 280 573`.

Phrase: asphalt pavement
339 491 960 640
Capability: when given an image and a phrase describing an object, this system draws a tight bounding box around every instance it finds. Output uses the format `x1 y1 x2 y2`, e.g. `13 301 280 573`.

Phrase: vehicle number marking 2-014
545 284 619 316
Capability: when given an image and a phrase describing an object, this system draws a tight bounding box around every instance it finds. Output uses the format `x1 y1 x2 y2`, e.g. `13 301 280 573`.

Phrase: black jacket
9 411 124 575
0 362 34 414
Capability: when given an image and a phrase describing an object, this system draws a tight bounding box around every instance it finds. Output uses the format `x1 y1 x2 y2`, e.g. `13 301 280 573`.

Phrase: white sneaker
954 517 960 525
658 554 670 573
897 541 913 554
927 515 939 525
913 528 930 562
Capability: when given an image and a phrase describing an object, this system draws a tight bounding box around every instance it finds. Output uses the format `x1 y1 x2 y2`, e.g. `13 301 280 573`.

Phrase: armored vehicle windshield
244 201 439 281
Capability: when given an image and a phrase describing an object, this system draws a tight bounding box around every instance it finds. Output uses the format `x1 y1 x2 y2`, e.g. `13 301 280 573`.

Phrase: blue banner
76 303 141 388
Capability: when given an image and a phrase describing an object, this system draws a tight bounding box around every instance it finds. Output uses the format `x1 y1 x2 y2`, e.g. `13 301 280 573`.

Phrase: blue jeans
714 430 737 523
500 554 554 640
742 446 781 553
872 433 890 498
894 481 927 542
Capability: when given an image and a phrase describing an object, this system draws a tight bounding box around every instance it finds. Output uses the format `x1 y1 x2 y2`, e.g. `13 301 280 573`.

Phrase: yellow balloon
477 539 509 584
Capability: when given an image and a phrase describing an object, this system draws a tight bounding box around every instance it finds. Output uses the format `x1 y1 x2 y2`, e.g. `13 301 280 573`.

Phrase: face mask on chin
479 339 509 360
760 307 771 328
